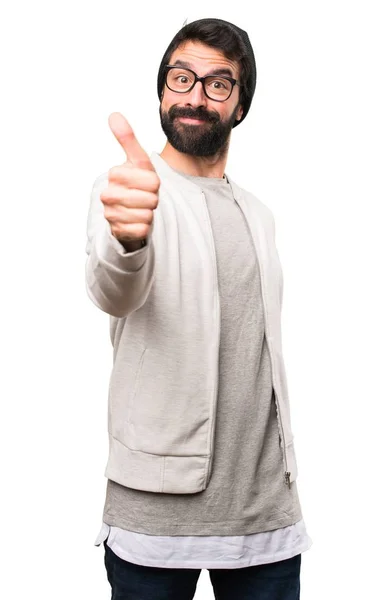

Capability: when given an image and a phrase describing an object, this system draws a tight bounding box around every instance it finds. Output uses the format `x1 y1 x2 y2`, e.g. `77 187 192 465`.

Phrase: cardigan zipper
260 303 291 487
261 310 291 486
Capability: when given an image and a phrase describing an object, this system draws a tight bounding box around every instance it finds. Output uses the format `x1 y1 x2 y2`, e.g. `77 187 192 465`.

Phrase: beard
159 103 240 158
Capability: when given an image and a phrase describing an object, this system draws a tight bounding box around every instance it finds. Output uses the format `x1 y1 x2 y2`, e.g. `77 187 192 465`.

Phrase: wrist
121 238 147 252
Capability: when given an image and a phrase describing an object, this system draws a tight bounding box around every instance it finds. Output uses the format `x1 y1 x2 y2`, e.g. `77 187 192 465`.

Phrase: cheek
161 98 178 117
162 87 181 107
160 95 174 116
216 106 233 122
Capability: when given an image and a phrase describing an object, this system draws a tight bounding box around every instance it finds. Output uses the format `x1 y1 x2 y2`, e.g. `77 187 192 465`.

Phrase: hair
157 18 257 127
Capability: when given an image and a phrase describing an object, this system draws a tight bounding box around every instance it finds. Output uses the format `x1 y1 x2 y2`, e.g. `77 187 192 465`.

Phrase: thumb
108 112 154 170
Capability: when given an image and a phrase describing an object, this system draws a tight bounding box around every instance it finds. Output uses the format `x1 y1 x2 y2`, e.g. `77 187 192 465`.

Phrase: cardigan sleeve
85 172 155 318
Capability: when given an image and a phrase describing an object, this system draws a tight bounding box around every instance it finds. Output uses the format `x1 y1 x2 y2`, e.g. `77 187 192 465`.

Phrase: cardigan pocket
124 345 212 458
127 346 147 412
107 343 147 442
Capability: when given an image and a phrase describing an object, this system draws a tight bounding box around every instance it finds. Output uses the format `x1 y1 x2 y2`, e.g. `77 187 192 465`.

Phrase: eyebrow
172 59 235 79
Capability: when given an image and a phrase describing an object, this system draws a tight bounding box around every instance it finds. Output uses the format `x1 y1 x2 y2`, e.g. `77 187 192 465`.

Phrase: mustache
168 106 220 124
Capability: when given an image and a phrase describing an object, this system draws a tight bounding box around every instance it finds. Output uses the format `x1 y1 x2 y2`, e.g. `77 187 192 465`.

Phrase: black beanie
157 18 257 128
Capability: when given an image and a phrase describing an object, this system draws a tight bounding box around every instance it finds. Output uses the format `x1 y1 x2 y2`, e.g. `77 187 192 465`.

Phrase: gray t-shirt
101 169 303 536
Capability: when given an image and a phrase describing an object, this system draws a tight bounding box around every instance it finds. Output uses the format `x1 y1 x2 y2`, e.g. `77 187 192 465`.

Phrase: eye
206 77 231 92
171 71 193 81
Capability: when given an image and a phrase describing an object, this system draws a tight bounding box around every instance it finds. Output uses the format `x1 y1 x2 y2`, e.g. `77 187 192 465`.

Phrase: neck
159 141 229 179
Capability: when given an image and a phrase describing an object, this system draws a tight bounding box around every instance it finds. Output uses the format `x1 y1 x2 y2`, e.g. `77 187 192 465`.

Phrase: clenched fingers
108 165 160 193
104 206 154 226
101 186 159 210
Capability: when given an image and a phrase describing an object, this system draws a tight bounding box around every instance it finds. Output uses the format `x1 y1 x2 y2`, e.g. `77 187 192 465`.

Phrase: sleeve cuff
95 221 151 273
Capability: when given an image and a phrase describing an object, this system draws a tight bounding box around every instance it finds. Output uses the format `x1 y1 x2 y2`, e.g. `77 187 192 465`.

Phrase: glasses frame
164 65 241 102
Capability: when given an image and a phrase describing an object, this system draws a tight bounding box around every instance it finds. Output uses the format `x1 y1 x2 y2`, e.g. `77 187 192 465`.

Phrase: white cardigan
85 152 299 494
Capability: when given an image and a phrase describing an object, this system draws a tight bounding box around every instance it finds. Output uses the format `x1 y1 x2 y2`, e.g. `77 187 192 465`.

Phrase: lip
177 117 208 124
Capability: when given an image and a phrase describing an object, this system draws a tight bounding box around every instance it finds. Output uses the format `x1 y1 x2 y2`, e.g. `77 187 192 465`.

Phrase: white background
1 1 384 598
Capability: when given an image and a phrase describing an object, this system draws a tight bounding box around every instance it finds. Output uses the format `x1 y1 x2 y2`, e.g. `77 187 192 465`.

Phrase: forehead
168 40 239 78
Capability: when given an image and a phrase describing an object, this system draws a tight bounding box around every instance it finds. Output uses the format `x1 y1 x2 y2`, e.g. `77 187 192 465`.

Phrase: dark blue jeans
103 540 301 599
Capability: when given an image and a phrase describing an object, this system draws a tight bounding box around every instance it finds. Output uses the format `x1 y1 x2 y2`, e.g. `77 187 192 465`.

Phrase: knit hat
157 18 257 128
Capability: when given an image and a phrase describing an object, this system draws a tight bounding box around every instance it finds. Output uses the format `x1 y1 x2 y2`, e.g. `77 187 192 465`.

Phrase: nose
185 80 207 107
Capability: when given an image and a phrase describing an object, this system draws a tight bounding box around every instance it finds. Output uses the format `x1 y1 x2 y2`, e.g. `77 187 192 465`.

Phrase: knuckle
100 189 110 204
149 193 159 210
137 223 150 237
108 166 120 180
143 209 154 224
113 223 128 239
103 206 113 221
101 188 117 205
135 159 150 170
108 164 131 182
112 226 127 241
152 174 161 191
101 184 125 205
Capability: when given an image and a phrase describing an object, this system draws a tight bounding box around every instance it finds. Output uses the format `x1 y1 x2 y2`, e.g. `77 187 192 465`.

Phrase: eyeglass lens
166 68 232 100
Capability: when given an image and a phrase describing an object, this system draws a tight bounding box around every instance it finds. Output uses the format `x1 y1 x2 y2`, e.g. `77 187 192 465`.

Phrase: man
86 17 312 600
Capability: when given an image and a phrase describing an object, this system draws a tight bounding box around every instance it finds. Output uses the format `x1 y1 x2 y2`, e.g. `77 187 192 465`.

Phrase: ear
160 83 167 102
236 105 244 121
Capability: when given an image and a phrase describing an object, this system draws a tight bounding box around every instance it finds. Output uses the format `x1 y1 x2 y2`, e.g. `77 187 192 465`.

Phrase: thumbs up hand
101 112 160 250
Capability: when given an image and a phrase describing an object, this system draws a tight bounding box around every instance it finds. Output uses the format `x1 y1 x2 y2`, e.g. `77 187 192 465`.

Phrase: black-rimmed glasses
164 65 240 102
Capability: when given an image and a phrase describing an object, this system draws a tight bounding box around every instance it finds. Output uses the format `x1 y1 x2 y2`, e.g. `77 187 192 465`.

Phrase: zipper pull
285 472 291 489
